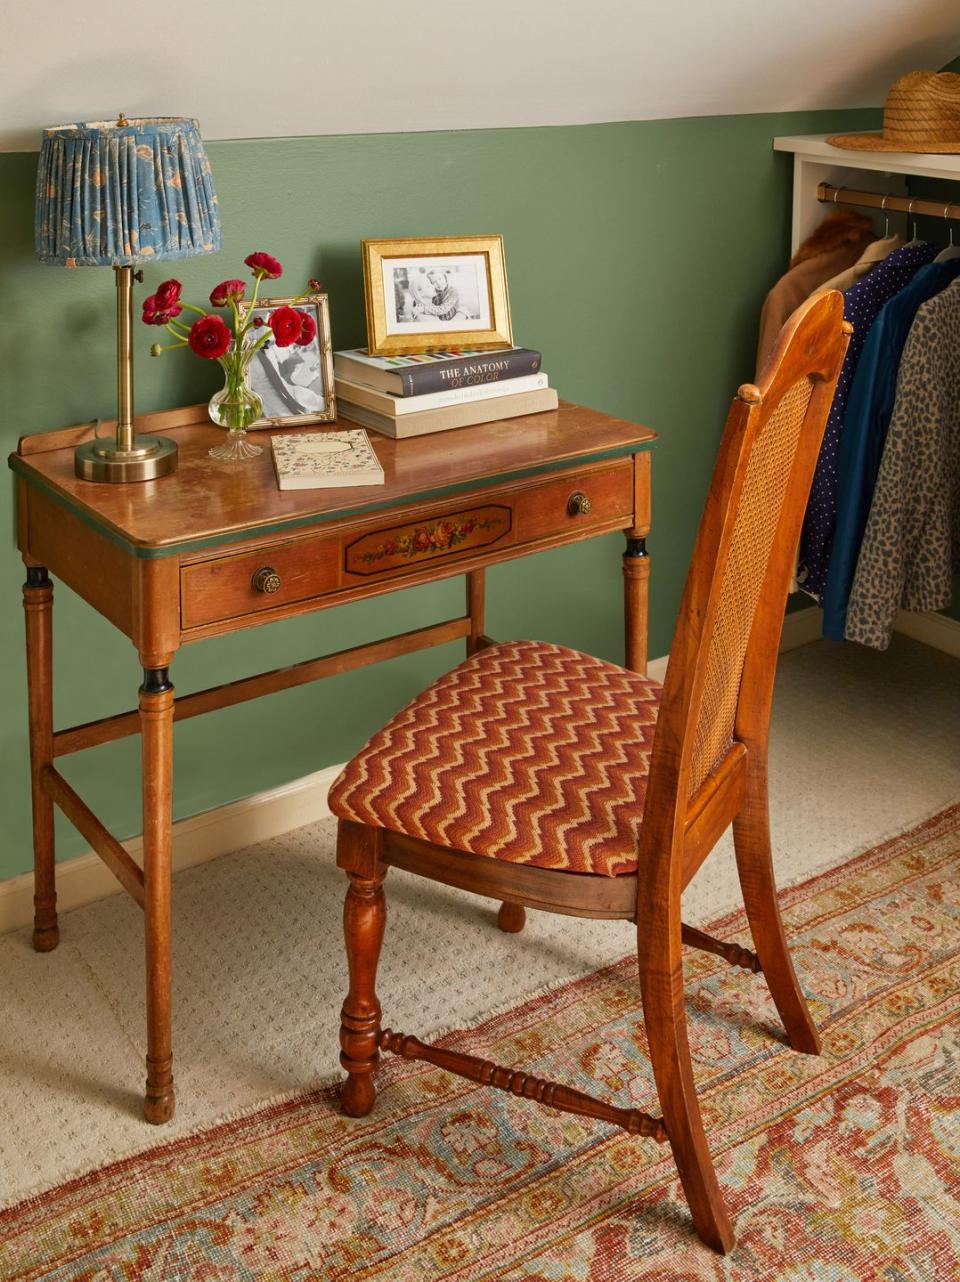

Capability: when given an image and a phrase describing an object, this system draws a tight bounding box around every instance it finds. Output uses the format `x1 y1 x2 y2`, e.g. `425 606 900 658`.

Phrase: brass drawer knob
252 566 282 595
567 491 592 517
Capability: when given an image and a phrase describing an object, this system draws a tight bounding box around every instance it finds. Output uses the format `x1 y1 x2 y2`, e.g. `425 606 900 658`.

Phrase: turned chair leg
339 840 388 1117
639 921 735 1254
733 776 820 1055
497 902 526 933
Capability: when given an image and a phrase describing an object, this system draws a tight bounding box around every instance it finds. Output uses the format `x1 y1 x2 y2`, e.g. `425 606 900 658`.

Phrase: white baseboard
0 763 344 936
3 606 956 935
646 653 669 682
893 607 960 658
778 602 960 658
780 604 826 650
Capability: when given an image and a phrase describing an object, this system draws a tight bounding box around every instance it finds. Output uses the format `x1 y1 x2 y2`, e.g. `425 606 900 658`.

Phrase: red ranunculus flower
244 251 283 280
296 309 317 346
308 278 323 291
188 314 232 359
155 279 182 307
268 305 303 347
142 293 182 325
209 278 246 307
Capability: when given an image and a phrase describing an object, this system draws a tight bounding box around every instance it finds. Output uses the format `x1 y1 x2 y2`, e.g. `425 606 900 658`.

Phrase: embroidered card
271 430 385 490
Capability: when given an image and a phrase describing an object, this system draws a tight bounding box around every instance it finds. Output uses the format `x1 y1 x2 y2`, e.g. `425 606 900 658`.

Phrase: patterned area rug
2 805 959 1281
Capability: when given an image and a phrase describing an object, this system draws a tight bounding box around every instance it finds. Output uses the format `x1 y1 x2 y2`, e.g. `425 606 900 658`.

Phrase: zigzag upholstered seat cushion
328 640 662 877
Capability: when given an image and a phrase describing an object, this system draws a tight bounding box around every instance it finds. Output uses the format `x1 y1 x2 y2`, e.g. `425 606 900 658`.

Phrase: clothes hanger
905 198 922 246
820 185 848 227
935 202 960 262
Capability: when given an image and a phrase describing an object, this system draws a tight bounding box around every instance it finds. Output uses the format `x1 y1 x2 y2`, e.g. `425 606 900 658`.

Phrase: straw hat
828 70 960 153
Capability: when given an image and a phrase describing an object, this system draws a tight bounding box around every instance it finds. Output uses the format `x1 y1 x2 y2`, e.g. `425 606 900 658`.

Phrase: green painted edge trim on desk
10 439 656 560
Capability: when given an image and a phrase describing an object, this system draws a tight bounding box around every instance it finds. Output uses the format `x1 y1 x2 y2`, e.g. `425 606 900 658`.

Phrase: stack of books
333 347 558 438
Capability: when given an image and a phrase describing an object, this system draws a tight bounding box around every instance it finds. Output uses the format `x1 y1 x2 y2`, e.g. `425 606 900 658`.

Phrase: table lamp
35 115 221 482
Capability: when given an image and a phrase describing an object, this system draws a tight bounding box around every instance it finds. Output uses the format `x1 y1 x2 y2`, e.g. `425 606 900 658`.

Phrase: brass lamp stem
73 266 178 482
115 265 135 454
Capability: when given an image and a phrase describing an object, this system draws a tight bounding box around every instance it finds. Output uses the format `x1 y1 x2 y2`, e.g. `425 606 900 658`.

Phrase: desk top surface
11 402 656 559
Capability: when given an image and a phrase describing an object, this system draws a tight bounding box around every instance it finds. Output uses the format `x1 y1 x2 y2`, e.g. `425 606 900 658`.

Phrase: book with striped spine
334 346 542 396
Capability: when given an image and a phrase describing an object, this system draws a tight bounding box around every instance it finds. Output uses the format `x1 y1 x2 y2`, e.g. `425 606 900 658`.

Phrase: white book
339 386 559 439
335 372 549 416
271 430 385 490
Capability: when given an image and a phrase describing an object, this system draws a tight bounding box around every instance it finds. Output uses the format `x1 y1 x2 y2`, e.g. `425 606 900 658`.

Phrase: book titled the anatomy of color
271 430 385 490
334 346 542 396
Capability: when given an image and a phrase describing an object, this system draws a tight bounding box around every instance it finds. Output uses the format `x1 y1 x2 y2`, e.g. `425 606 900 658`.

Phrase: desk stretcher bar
52 615 473 758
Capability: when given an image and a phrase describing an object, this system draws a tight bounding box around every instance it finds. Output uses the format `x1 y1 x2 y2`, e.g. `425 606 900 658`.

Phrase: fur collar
790 209 876 267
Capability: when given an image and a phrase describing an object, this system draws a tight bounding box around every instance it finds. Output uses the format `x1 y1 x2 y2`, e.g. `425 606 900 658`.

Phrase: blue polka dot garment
797 240 936 601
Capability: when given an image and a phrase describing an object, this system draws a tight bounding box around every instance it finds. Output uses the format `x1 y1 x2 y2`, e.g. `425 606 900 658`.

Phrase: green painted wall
0 107 878 881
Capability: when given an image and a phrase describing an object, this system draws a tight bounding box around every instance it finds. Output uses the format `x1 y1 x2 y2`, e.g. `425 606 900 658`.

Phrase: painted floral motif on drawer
346 505 511 576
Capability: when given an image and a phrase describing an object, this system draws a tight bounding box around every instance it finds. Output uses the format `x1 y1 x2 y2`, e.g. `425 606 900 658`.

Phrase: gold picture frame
361 235 513 357
239 292 336 427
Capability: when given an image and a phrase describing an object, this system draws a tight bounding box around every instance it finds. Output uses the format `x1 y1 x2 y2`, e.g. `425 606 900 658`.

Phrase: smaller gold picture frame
239 292 336 427
361 235 513 357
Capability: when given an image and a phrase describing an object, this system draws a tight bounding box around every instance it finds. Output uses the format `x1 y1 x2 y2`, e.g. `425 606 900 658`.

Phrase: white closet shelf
773 135 960 256
774 135 960 183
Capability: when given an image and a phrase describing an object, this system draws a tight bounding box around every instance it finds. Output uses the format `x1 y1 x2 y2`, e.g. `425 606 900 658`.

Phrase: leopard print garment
845 278 960 649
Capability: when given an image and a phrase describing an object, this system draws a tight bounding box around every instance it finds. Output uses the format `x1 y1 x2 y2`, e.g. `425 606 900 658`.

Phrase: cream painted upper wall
3 0 956 151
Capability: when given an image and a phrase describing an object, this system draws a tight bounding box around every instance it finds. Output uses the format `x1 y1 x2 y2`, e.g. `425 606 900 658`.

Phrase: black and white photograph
361 236 513 356
242 294 336 426
382 257 491 335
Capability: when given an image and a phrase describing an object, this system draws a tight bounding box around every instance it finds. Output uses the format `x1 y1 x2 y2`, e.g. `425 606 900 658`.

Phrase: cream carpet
1 635 958 1207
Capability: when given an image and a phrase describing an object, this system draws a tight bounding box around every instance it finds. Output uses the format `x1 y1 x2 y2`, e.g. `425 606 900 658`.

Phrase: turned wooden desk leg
466 569 485 657
23 566 59 953
623 536 650 676
140 663 176 1124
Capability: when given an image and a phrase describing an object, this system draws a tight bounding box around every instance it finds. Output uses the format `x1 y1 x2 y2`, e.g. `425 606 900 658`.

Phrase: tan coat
756 210 876 372
813 235 903 297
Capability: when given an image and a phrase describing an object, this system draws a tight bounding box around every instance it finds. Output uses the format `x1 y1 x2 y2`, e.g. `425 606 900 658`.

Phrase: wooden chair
327 291 849 1254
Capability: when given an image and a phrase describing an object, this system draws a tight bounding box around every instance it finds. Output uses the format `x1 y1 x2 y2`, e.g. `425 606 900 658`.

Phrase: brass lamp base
75 434 179 483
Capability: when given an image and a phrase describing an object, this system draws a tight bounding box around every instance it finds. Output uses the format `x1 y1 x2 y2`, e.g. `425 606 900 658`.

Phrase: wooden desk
10 401 656 1123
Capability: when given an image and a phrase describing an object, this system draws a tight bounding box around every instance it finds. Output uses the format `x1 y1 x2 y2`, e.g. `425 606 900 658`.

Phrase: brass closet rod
818 182 960 222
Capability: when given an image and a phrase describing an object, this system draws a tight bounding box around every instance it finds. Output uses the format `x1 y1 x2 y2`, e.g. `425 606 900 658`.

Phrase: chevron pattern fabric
328 640 662 877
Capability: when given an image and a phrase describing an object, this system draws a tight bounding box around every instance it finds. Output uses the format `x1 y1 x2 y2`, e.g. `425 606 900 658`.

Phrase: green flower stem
250 271 265 311
214 346 262 432
243 331 272 360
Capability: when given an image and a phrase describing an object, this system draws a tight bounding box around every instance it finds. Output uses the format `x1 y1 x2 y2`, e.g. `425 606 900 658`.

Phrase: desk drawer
180 457 639 632
515 459 634 540
181 535 338 629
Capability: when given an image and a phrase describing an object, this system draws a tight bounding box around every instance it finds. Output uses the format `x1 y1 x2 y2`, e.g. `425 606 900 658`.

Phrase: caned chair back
639 291 848 871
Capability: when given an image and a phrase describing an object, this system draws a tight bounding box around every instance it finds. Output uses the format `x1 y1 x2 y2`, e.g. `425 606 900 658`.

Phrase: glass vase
208 365 263 461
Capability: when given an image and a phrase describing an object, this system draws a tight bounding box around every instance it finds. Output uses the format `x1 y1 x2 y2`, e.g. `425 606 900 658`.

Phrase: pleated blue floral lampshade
35 116 221 266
